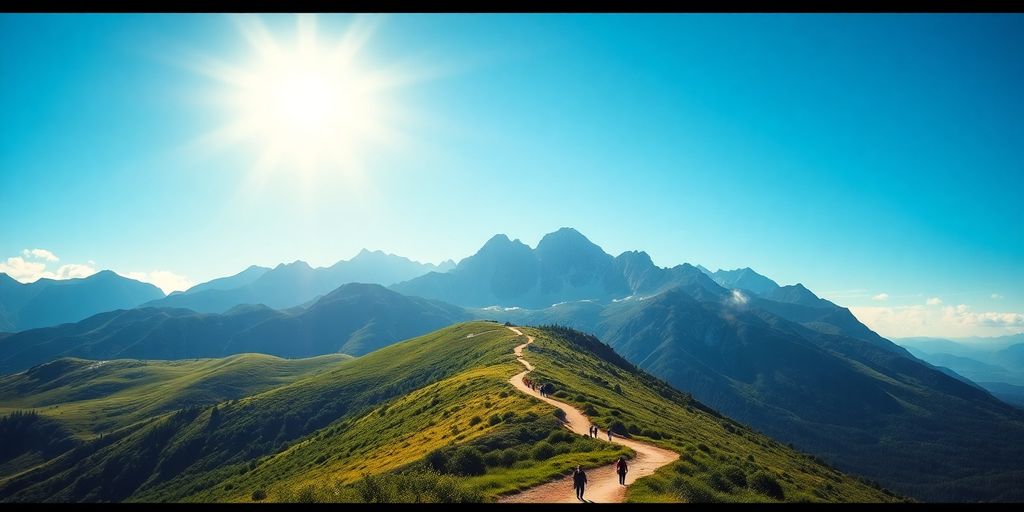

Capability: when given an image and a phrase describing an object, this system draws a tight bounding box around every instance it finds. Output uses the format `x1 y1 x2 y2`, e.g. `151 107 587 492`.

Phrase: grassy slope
186 324 629 503
0 322 512 502
189 323 897 503
519 326 901 503
0 321 901 503
0 353 351 438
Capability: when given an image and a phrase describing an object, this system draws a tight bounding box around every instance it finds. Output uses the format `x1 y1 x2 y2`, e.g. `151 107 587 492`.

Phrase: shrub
614 384 622 394
499 449 520 467
351 470 483 503
531 441 555 460
251 489 267 501
721 465 747 488
488 414 502 426
553 409 566 421
426 450 449 473
583 404 598 416
705 471 733 492
640 428 662 439
546 430 574 444
750 471 785 500
697 443 710 453
482 451 502 467
502 411 516 421
449 447 486 476
469 416 482 426
673 477 719 503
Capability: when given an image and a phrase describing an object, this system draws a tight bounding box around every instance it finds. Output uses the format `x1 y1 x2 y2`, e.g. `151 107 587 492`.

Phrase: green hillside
0 353 351 438
0 321 900 503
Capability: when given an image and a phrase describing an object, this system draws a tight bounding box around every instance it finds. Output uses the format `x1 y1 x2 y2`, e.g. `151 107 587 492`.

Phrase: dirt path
498 326 679 503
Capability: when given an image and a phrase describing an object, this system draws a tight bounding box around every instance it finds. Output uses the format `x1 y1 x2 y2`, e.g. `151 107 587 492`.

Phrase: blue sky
1 14 1021 337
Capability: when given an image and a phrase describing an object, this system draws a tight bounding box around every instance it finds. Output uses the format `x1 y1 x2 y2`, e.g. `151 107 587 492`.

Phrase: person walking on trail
572 465 588 501
616 456 629 485
607 429 612 441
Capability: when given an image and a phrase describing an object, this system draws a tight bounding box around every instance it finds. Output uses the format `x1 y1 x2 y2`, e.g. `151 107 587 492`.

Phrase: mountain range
142 249 453 314
2 227 1023 501
0 271 164 332
896 334 1024 406
0 283 468 374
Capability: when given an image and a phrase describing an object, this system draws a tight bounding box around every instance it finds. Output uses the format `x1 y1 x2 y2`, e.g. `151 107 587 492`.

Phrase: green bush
546 430 574 444
251 489 267 501
448 447 486 476
640 428 662 439
488 414 502 426
532 441 555 461
706 471 733 492
499 448 520 467
583 404 598 416
673 477 720 503
350 470 482 503
553 409 566 421
425 449 449 473
750 471 785 500
721 465 747 488
469 416 482 426
482 451 502 467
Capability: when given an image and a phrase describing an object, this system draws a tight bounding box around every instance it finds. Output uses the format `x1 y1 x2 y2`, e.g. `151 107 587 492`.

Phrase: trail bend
499 326 679 503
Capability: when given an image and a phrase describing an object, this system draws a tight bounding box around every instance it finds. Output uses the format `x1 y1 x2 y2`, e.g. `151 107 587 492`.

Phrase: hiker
572 465 588 501
616 456 629 485
607 429 612 441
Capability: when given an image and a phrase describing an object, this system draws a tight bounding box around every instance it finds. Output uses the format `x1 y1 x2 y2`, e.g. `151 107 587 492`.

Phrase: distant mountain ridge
0 271 164 332
0 283 470 374
143 249 453 314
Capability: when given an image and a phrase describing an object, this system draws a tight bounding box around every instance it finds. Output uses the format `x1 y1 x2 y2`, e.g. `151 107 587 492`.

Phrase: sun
192 14 410 180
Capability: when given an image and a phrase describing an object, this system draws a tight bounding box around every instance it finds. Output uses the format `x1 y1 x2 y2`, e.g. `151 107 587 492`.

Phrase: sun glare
192 14 411 181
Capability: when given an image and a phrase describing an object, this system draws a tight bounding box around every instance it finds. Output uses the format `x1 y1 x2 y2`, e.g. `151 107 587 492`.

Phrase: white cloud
992 293 1003 300
0 252 97 283
872 293 890 301
52 264 98 280
729 289 749 306
124 270 193 295
926 297 942 306
851 303 1024 338
22 248 59 262
0 256 48 281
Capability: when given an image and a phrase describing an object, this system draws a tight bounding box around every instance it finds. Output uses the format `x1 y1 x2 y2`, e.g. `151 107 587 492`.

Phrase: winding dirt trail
498 326 679 503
